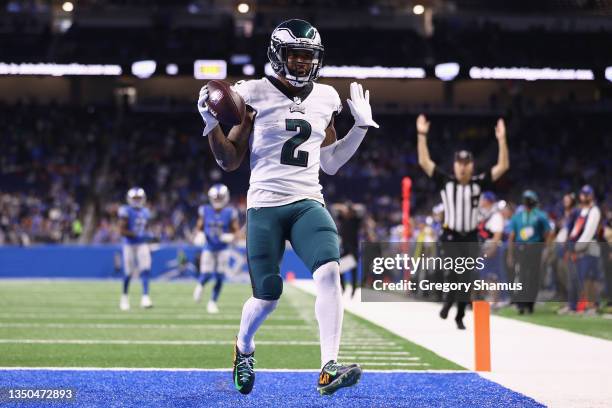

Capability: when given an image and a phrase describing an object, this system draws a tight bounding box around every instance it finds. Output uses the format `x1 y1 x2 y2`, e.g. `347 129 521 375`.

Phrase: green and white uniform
234 75 342 300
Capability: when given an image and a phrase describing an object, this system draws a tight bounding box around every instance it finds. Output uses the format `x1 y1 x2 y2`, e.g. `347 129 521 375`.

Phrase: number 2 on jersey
281 119 311 167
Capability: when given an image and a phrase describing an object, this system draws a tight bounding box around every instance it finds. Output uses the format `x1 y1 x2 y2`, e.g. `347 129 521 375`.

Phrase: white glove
346 82 379 128
197 85 219 136
219 233 235 244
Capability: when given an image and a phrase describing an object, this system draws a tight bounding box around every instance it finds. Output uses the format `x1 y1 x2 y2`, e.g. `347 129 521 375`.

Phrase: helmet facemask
267 20 324 87
208 184 230 210
274 45 323 87
127 187 146 208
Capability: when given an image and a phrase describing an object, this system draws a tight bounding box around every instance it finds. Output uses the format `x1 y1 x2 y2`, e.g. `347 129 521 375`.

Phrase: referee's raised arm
416 114 435 177
491 118 510 181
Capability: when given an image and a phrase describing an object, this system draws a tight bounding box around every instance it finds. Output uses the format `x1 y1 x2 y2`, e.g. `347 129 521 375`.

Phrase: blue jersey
198 205 237 251
118 205 151 245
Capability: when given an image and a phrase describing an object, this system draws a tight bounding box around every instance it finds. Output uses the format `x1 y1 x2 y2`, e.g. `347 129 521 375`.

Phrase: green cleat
316 360 362 396
232 338 256 395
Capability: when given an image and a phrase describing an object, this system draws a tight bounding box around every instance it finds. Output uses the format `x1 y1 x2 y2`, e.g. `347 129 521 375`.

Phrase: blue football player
193 184 240 313
118 187 153 311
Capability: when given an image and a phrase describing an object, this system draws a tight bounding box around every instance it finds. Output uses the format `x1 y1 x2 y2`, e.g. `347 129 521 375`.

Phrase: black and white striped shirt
431 167 494 233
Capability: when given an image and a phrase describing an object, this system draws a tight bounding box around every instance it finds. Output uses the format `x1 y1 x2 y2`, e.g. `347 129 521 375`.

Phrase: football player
197 19 378 395
193 184 240 313
118 187 153 311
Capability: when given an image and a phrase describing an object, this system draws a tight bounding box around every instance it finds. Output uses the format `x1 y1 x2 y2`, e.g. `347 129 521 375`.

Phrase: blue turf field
0 369 543 407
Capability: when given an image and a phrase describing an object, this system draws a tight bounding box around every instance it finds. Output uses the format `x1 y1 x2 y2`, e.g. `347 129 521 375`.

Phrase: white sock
237 297 278 354
313 261 343 368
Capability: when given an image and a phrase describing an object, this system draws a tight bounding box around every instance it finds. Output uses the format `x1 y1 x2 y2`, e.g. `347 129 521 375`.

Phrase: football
205 80 246 126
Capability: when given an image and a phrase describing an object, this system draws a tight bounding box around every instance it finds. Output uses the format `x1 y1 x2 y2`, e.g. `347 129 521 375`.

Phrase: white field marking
339 356 420 361
340 344 401 349
0 313 303 321
342 336 386 341
358 362 430 366
0 309 297 316
340 342 397 347
0 322 315 331
0 339 383 347
338 350 411 355
0 367 466 373
0 307 251 313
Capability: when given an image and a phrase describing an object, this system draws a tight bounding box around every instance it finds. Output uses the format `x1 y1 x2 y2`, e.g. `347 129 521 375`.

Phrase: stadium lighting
469 66 594 81
605 66 612 82
237 3 250 14
265 63 425 79
131 60 156 79
413 4 425 15
242 64 255 76
0 62 121 76
193 60 227 79
435 62 460 81
165 63 178 75
62 1 74 12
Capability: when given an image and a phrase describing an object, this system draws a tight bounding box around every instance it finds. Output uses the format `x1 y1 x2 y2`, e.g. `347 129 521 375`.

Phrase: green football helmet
267 19 324 87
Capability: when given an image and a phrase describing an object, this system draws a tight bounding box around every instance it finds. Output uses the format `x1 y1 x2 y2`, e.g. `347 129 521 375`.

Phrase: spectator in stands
507 190 552 314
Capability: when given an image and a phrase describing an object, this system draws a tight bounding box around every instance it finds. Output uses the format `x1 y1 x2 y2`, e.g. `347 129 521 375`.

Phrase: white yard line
292 280 612 408
338 356 420 361
0 338 395 347
356 362 429 366
0 322 312 330
0 313 301 320
0 366 466 373
338 350 411 355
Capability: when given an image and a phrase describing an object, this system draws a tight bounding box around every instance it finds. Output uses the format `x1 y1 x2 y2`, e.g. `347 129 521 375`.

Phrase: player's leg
288 200 361 395
120 245 134 311
206 251 221 313
194 249 215 303
233 206 285 395
139 244 153 308
208 249 229 313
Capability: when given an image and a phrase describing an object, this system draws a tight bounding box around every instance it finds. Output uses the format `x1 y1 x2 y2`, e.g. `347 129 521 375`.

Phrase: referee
416 114 509 329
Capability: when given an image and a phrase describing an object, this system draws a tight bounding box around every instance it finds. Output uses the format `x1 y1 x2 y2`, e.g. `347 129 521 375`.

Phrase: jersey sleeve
431 166 451 190
197 205 205 218
331 87 342 116
488 212 505 234
118 205 129 218
232 80 253 107
230 207 239 222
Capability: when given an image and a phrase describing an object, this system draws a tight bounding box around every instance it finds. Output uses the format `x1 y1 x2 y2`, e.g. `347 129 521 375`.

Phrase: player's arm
198 85 255 172
195 215 204 233
416 114 436 177
230 218 240 234
118 217 134 238
220 212 240 244
208 109 255 171
319 82 379 175
491 118 510 181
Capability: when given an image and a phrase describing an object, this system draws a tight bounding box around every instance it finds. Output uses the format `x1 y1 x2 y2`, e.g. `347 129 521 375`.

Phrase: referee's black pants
439 229 478 321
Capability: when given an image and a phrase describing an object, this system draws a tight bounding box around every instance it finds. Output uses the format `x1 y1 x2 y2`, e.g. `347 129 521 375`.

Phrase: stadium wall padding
0 245 312 279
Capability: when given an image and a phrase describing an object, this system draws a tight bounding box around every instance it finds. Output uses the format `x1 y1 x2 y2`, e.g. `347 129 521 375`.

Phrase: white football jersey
233 76 342 208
